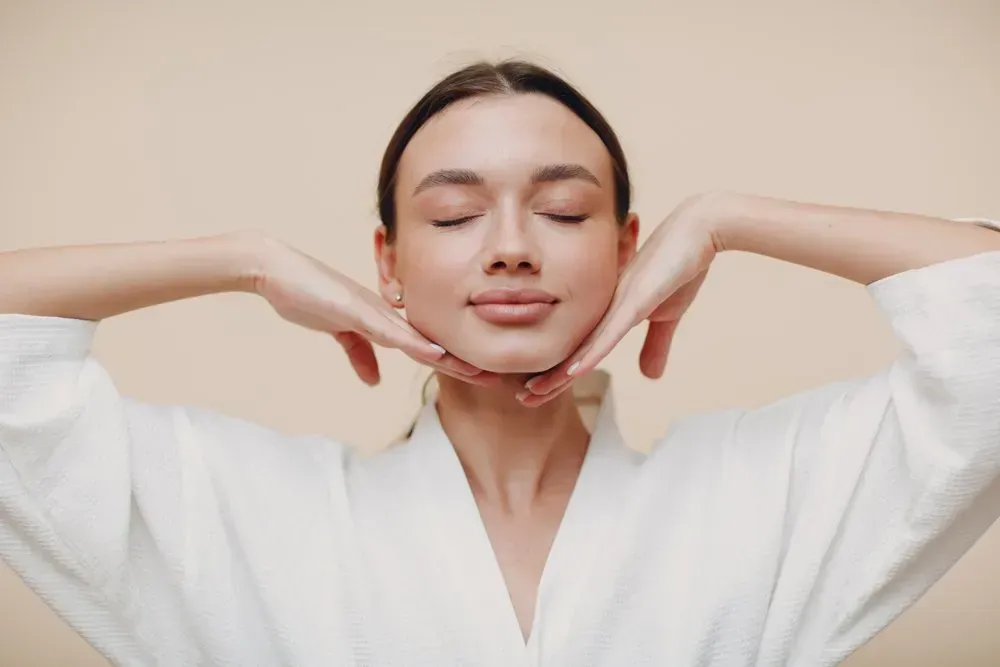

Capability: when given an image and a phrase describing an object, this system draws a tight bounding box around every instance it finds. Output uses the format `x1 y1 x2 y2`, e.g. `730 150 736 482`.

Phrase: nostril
486 258 537 273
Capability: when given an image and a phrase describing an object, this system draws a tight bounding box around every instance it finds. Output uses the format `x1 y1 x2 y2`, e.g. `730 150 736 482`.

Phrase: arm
0 228 461 381
0 230 266 320
708 192 1000 284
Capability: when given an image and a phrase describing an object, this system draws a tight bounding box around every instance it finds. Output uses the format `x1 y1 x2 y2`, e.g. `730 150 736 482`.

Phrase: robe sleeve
751 219 1000 665
0 313 341 658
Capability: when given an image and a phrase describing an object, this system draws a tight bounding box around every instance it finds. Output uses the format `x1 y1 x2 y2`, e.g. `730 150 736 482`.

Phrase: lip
469 289 558 305
468 288 559 325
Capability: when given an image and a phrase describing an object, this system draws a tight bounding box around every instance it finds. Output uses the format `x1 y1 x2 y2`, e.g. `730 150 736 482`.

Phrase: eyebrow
411 163 602 196
412 168 485 195
530 163 602 188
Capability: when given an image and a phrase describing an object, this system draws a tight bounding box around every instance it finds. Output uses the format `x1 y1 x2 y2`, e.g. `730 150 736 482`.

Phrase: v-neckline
404 374 639 664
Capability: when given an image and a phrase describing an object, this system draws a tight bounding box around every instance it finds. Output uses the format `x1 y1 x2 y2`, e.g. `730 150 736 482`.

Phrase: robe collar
399 370 644 661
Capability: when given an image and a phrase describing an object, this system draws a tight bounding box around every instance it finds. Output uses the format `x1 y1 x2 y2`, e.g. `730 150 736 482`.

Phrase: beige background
1 0 998 664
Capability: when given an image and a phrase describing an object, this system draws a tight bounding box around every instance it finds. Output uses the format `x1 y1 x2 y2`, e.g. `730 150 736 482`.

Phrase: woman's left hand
519 194 722 406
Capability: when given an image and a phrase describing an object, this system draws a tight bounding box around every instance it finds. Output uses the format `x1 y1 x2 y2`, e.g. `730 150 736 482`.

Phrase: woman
1 60 998 667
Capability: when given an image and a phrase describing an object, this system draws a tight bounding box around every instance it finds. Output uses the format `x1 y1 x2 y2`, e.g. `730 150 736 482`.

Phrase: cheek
394 243 469 332
560 239 622 313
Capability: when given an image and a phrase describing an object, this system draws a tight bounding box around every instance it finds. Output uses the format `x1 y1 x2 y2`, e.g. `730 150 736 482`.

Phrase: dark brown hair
377 60 632 242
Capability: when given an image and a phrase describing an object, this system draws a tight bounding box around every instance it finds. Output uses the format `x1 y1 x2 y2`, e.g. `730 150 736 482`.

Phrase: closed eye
542 213 589 223
431 215 480 228
431 213 589 227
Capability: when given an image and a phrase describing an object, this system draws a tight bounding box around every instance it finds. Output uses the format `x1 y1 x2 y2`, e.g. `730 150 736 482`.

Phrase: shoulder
124 398 357 486
648 376 870 465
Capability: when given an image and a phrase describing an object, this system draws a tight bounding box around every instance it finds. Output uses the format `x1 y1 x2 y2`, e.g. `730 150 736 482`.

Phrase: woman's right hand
251 235 495 386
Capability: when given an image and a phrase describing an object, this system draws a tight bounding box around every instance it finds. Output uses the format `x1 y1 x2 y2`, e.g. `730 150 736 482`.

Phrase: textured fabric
2 229 1000 666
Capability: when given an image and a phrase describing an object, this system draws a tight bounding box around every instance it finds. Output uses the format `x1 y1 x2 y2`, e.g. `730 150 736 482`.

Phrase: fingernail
429 343 446 356
515 390 529 402
567 361 581 376
524 376 542 391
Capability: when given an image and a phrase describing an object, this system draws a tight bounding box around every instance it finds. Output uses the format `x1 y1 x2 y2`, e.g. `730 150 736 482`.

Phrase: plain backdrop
1 1 998 665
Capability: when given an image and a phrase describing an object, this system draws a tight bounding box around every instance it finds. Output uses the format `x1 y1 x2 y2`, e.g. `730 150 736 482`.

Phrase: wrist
695 191 776 253
216 229 288 295
678 191 752 252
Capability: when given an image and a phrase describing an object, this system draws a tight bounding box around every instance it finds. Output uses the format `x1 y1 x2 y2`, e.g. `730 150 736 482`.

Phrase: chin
473 355 564 375
409 313 591 375
448 337 578 375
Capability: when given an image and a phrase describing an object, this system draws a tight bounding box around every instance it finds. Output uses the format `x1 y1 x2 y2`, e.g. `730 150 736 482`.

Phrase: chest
476 495 570 641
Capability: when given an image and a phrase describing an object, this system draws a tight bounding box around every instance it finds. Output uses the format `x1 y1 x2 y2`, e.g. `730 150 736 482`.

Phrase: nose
481 210 541 275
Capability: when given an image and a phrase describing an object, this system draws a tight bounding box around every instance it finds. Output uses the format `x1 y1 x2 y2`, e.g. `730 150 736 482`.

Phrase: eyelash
431 215 478 227
431 213 589 227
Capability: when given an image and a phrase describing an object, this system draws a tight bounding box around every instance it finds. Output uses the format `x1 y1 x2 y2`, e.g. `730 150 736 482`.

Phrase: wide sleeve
751 223 1000 666
0 313 345 662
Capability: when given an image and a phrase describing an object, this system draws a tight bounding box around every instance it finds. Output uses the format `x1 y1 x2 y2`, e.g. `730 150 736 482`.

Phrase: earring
394 293 403 303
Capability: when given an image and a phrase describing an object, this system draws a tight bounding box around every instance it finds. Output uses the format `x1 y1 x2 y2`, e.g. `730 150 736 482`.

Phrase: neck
434 373 591 514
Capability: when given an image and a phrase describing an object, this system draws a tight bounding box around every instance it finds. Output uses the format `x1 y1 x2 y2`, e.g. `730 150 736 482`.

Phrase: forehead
396 93 613 190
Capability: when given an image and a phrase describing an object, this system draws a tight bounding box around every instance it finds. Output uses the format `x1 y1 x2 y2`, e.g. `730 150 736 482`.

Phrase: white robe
2 222 1000 666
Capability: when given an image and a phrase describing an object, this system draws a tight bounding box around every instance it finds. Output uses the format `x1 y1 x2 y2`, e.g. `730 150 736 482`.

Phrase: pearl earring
394 293 403 303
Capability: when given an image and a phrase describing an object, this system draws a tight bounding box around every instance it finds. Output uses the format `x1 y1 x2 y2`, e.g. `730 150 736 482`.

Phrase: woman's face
376 93 638 374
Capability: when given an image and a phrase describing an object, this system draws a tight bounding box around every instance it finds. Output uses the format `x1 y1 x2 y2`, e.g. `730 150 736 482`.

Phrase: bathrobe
2 220 999 666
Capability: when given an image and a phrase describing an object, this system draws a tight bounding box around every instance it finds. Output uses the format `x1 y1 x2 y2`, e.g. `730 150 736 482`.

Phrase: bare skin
478 485 576 640
435 374 590 639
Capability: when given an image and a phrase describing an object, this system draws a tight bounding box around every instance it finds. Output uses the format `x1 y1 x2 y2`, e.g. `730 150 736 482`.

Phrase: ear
617 212 640 274
373 225 404 308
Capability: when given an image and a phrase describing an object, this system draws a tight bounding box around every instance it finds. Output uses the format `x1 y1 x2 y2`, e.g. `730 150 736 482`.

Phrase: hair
378 59 632 443
376 59 633 243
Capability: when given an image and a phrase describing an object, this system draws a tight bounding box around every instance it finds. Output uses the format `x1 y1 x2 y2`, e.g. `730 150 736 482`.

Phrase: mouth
468 288 559 325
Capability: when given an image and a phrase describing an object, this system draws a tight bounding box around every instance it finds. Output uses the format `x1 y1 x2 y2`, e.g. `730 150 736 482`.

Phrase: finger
411 354 503 387
404 349 484 378
639 319 678 379
435 356 484 377
333 332 381 385
518 380 574 408
530 263 703 394
353 304 445 364
523 302 622 395
569 302 640 378
523 264 653 396
521 354 580 398
370 307 487 376
432 366 506 388
526 298 638 396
